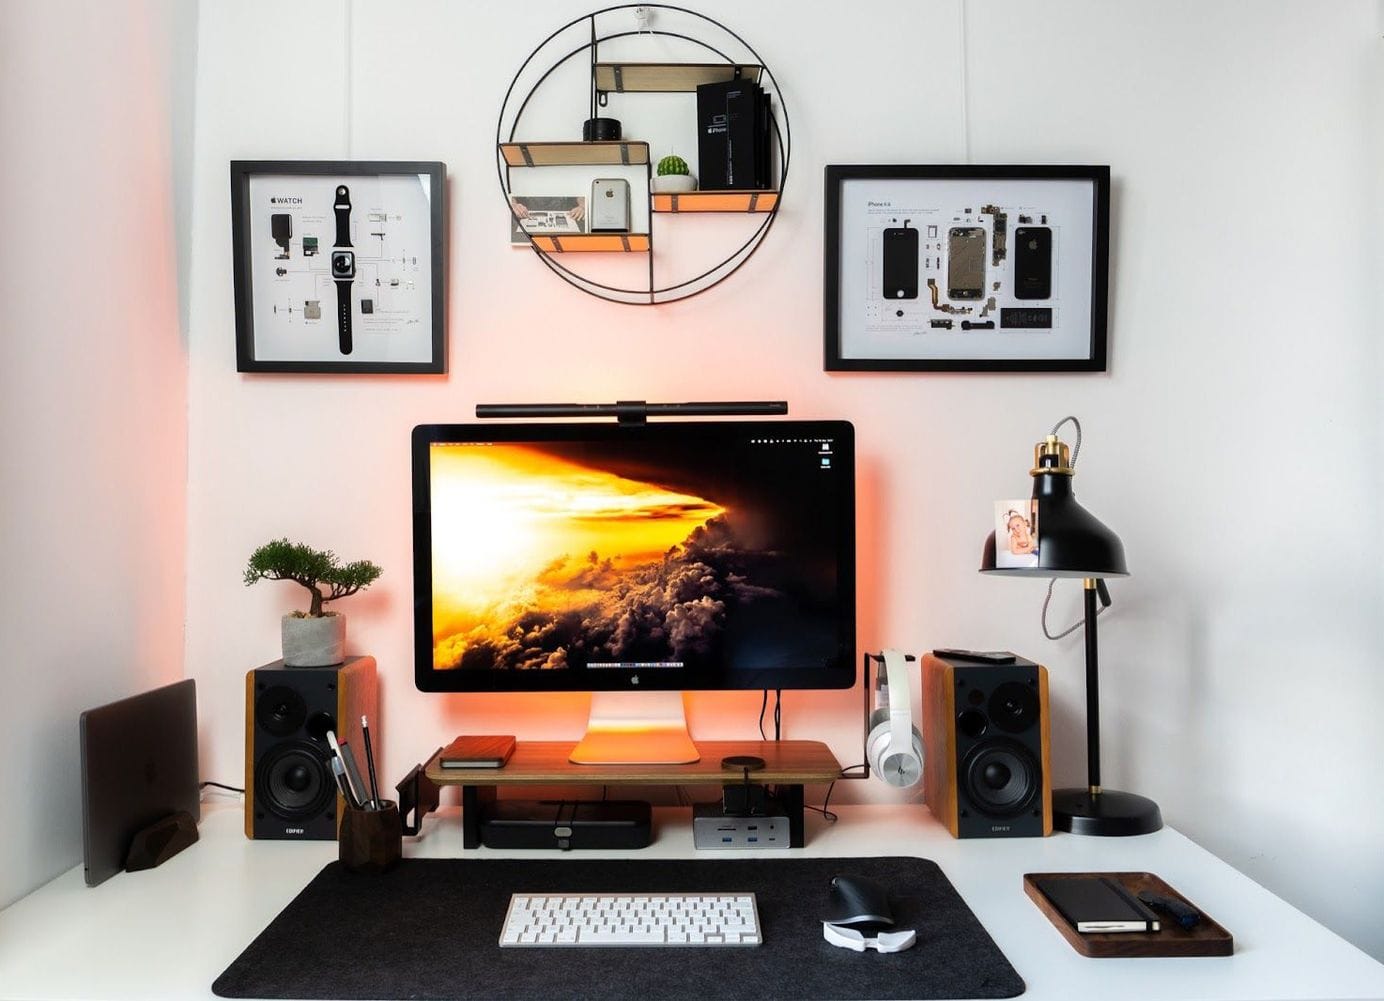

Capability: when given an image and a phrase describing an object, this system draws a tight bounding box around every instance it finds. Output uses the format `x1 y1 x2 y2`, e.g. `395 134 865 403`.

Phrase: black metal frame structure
495 5 791 305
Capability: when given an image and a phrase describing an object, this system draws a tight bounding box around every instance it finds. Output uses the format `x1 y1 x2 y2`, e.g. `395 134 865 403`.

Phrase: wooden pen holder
338 800 401 874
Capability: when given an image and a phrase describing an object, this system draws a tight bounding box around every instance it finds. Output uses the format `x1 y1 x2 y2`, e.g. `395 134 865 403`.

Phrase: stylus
361 715 381 810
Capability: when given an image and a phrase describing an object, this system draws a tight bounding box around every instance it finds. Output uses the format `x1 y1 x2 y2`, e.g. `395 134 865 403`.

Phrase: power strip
692 803 789 849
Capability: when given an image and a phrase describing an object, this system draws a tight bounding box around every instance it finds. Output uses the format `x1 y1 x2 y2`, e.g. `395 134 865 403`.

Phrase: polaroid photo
995 500 1039 569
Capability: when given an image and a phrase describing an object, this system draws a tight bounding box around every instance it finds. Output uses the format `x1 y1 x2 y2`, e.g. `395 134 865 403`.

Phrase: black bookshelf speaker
244 656 377 840
922 652 1052 838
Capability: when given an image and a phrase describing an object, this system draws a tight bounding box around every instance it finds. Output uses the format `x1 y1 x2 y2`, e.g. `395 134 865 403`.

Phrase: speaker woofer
256 742 332 820
962 739 1040 817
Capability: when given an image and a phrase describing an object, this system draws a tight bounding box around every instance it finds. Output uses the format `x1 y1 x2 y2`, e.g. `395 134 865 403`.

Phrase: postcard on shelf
440 735 517 769
509 195 586 244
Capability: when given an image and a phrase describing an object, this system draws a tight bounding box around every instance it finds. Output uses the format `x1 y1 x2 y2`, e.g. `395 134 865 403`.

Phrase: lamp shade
980 434 1128 578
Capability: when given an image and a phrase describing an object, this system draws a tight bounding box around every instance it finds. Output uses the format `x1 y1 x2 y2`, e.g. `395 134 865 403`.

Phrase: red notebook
439 735 516 769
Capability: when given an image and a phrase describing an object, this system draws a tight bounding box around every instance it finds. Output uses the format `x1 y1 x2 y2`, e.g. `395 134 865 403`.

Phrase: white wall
181 0 1384 959
0 0 194 907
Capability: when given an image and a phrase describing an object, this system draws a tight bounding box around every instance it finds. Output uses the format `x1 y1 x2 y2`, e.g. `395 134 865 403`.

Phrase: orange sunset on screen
429 444 727 670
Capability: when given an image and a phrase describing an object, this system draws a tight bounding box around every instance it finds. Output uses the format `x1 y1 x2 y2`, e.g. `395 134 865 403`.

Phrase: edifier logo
285 827 305 835
990 825 1011 833
270 196 303 205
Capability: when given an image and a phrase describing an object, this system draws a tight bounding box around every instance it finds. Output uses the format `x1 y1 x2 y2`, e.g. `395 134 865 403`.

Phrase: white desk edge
0 800 1381 1001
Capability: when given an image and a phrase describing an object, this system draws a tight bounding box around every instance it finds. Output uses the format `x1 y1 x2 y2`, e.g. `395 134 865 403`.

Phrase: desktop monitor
412 420 856 763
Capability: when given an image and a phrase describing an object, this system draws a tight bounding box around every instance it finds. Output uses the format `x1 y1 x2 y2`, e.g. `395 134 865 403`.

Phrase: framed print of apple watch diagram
231 161 445 373
824 165 1110 371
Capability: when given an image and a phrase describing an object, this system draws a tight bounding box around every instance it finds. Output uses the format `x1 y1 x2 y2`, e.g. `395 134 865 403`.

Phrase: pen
361 714 381 810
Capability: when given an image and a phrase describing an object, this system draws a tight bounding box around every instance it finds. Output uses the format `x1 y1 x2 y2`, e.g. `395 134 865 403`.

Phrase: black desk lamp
980 418 1162 836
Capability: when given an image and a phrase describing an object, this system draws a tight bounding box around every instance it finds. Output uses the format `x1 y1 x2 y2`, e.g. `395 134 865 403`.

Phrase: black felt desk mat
212 855 1023 1000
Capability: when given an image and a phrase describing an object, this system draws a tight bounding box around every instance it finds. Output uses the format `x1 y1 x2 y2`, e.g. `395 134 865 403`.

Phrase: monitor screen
412 420 855 692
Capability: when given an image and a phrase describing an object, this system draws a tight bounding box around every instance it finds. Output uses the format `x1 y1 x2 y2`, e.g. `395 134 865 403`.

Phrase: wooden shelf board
500 140 650 167
594 62 763 93
426 739 841 787
526 233 650 253
652 190 779 213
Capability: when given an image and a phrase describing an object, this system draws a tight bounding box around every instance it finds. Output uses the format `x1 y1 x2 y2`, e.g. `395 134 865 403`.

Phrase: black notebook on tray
1032 875 1161 933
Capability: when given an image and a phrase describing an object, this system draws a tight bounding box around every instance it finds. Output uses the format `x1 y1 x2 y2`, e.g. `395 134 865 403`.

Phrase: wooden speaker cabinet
923 652 1051 838
244 655 378 840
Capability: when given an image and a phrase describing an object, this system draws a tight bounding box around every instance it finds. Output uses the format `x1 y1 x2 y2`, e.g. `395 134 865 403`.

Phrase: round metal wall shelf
495 4 791 305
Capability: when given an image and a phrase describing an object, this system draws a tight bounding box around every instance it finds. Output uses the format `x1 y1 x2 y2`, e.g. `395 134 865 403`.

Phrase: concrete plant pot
652 173 697 193
282 613 345 667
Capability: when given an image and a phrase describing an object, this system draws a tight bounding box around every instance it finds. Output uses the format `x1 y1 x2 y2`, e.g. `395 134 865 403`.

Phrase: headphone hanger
859 651 917 782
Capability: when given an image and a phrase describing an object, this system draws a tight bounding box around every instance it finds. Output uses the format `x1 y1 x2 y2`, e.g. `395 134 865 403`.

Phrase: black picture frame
824 164 1110 372
231 160 446 374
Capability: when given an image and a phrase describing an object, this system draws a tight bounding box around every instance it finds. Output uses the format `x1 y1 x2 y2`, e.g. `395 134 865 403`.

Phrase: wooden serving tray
1024 871 1234 958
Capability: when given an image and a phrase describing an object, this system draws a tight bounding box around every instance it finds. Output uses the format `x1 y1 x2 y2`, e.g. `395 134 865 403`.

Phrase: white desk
1 800 1381 1001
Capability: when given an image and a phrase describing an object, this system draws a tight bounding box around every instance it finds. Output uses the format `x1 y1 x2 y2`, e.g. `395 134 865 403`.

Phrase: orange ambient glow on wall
429 443 725 671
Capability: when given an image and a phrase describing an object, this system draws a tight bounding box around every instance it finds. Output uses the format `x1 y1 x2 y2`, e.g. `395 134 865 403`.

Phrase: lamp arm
1041 578 1111 641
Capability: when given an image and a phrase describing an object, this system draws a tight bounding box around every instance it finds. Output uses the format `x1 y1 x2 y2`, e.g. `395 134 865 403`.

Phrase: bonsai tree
657 154 690 177
244 538 382 617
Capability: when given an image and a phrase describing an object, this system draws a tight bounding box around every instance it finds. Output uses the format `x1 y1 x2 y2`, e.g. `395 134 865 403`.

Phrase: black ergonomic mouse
824 874 895 930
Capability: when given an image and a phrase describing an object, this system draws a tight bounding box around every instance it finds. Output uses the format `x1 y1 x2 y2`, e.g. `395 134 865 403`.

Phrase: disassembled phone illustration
947 226 986 300
862 196 1062 336
882 226 919 299
1013 226 1052 299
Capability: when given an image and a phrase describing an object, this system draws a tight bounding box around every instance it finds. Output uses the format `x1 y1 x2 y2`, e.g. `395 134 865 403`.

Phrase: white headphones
866 649 924 788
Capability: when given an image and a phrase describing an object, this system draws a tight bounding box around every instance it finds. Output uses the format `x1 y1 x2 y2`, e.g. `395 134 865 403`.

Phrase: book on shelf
440 735 517 769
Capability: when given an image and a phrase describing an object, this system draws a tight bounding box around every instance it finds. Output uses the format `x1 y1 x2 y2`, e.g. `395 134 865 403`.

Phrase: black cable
804 782 838 823
200 781 244 794
758 689 768 740
803 764 868 823
773 689 781 741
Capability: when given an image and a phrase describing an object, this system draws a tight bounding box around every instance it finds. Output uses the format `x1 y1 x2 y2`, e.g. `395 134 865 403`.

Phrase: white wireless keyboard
499 892 762 947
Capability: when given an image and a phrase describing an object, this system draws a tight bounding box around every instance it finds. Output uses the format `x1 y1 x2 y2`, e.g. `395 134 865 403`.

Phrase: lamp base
1053 787 1162 837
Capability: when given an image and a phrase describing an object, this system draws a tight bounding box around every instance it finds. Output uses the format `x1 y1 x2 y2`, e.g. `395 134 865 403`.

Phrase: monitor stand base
569 691 700 765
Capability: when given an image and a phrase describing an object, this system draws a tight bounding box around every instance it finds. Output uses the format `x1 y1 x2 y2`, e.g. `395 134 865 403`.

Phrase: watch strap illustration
336 279 353 355
334 185 352 247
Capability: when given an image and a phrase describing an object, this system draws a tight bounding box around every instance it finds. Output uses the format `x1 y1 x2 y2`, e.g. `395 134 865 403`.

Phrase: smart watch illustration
330 184 355 355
